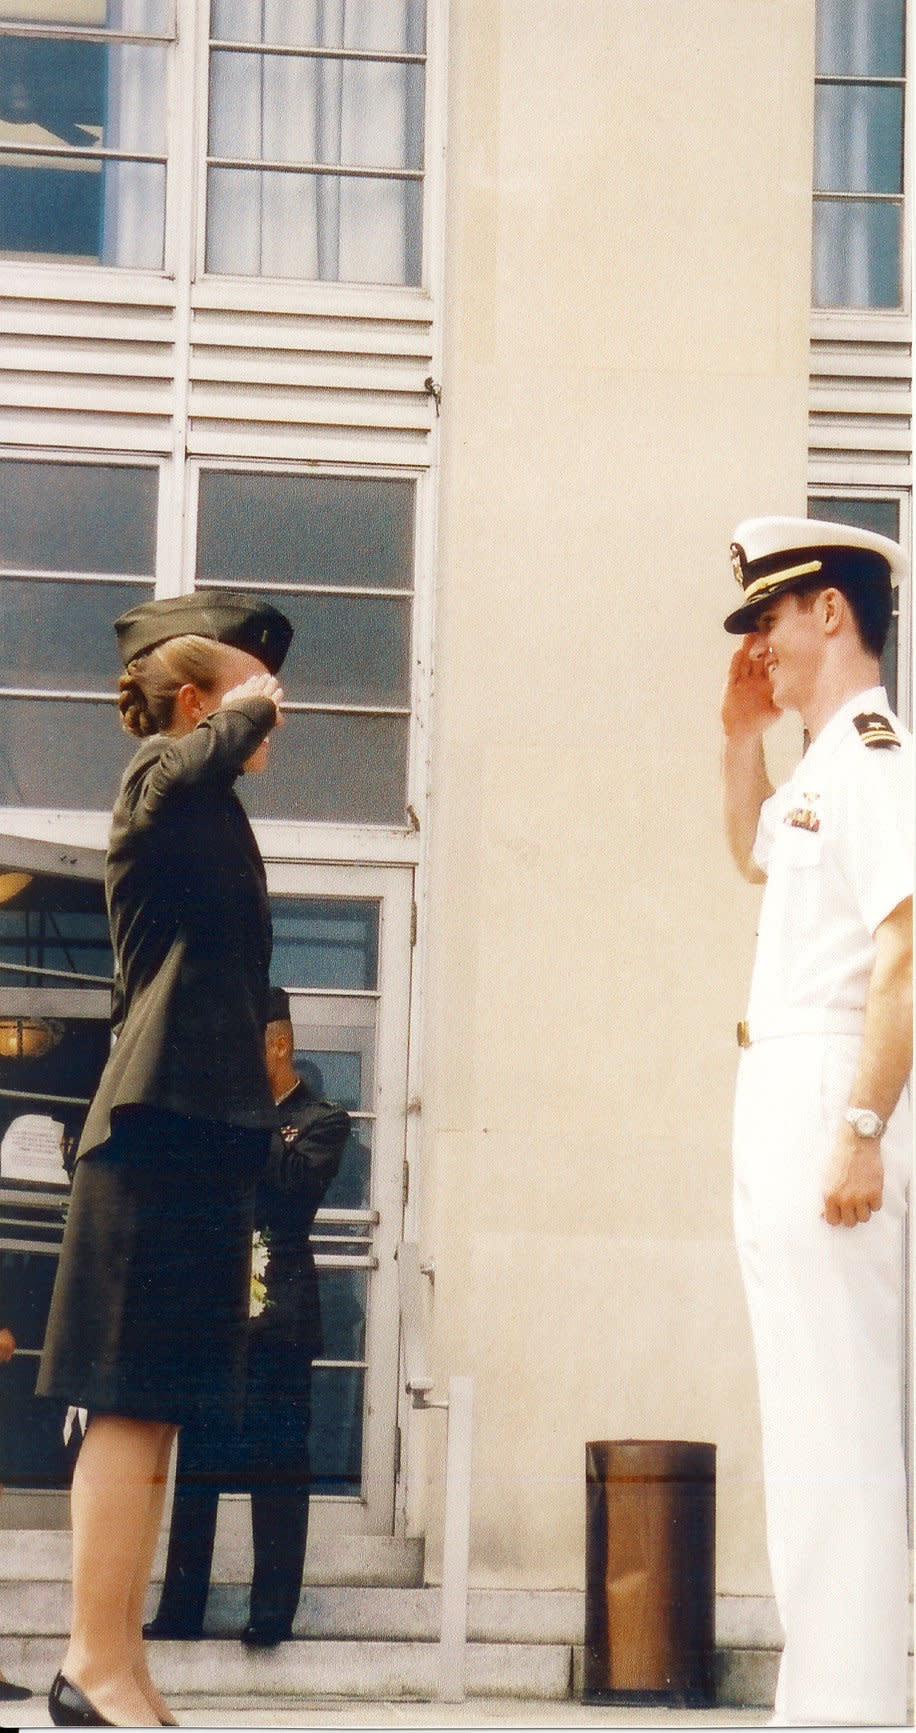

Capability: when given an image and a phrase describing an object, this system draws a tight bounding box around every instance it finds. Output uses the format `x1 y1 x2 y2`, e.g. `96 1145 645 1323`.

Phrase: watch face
849 1109 882 1138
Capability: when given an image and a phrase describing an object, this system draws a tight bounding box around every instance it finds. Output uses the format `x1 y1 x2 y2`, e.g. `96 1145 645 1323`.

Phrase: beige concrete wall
415 0 816 1594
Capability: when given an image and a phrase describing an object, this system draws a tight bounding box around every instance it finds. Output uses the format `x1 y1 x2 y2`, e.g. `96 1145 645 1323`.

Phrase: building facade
0 0 910 1607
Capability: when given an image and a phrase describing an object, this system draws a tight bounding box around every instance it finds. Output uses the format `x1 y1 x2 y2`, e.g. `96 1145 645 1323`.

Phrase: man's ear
820 587 845 636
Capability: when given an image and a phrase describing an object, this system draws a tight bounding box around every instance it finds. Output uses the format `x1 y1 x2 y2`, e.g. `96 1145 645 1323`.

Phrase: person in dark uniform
144 988 350 1647
35 591 292 1729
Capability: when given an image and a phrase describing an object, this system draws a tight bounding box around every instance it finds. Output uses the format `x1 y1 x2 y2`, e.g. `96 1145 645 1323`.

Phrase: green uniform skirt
37 1108 269 1428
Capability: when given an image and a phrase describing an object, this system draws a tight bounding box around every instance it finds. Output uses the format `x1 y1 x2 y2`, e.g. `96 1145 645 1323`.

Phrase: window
813 0 906 308
0 460 157 809
0 2 173 269
206 0 426 284
195 470 415 823
808 495 905 707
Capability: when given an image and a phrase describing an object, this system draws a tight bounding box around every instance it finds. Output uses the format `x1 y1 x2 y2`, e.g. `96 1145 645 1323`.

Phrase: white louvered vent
0 277 437 469
0 279 177 455
808 313 912 490
188 290 436 467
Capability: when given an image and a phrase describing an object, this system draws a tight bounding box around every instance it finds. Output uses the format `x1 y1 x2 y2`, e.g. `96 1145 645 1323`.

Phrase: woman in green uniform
37 592 292 1729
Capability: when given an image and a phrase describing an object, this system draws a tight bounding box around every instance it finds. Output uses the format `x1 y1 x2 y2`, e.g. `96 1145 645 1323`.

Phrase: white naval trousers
733 1032 911 1727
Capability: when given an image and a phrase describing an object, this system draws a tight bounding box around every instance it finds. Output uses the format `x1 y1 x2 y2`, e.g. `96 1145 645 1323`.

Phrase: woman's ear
175 682 204 726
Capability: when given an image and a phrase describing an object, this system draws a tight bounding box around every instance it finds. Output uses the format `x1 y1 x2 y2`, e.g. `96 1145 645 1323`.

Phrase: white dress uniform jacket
732 686 913 1727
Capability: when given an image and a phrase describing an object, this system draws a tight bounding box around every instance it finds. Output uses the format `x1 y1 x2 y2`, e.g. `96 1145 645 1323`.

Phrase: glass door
0 846 415 1541
264 861 413 1535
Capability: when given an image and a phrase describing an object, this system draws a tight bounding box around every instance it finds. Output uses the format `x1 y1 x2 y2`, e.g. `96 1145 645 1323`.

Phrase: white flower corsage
250 1228 271 1317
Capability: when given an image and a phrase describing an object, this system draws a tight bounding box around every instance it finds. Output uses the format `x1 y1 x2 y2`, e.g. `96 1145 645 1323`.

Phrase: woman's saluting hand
221 670 285 725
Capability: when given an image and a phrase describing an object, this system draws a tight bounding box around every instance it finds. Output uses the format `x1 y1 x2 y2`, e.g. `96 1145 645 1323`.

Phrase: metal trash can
583 1439 716 1706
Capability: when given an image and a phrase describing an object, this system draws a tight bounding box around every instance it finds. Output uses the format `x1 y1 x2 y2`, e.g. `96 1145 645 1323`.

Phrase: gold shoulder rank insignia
853 712 900 750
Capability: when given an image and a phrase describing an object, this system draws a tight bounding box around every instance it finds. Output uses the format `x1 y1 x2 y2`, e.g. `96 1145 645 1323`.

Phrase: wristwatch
844 1106 886 1139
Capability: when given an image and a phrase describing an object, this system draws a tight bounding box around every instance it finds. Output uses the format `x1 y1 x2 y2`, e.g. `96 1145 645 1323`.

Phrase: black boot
242 1489 309 1644
144 1485 219 1640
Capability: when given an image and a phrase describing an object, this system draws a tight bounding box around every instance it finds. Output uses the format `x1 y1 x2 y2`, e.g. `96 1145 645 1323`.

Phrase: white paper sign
0 1114 67 1184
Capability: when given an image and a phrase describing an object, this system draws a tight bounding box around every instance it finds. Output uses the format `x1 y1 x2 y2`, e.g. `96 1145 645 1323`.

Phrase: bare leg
127 1426 179 1726
61 1413 176 1727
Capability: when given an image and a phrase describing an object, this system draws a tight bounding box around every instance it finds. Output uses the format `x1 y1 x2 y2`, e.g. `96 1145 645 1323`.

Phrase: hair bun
118 670 156 738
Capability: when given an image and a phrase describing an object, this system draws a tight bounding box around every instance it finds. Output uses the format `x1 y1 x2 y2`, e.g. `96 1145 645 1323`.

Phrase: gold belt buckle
737 1020 751 1049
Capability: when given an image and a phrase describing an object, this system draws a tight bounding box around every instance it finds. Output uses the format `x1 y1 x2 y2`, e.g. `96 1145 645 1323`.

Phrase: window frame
0 3 178 275
192 0 439 298
808 486 912 724
812 0 910 314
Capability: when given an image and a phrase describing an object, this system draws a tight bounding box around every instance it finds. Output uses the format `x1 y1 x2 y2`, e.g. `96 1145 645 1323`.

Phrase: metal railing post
438 1374 474 1703
396 1242 474 1704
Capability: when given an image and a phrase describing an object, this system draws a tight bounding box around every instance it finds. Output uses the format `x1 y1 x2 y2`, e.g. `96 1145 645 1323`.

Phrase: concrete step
0 1531 785 1709
0 1634 573 1704
0 1530 425 1590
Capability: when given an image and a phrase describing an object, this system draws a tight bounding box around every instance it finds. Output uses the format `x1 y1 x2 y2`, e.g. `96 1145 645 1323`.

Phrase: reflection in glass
205 0 425 284
271 899 379 992
812 198 901 308
0 873 112 989
196 473 414 591
309 1364 364 1493
809 497 901 706
207 167 421 284
317 1267 367 1363
814 85 904 194
815 0 904 76
0 461 158 576
228 591 411 709
209 51 424 170
320 1121 372 1210
0 34 168 266
0 698 132 810
242 711 408 824
210 0 426 54
299 1048 368 1114
0 580 154 692
0 4 171 30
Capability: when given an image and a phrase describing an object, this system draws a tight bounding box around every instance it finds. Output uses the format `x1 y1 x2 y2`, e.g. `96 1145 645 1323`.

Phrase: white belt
737 1008 865 1048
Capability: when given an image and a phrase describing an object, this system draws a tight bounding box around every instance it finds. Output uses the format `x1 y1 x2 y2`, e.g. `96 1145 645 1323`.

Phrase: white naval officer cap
724 515 906 635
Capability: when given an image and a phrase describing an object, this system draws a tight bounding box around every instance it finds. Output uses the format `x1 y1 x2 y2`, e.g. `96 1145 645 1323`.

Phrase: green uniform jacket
76 698 279 1162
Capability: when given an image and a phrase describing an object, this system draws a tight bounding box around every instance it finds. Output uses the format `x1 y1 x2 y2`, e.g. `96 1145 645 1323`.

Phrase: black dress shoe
143 1615 203 1640
0 1679 32 1701
47 1672 113 1727
240 1620 291 1648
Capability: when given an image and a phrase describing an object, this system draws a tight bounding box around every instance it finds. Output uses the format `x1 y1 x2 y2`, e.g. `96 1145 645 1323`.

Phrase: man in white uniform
720 517 913 1727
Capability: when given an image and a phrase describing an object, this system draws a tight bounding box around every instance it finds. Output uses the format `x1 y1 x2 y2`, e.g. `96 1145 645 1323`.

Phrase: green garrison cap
266 985 292 1025
114 590 293 674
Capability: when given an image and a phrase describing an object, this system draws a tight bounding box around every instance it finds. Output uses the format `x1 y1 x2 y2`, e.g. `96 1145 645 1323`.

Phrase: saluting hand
720 634 781 740
220 672 285 726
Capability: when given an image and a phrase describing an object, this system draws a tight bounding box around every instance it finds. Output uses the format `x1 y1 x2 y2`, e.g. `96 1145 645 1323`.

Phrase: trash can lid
586 1440 716 1482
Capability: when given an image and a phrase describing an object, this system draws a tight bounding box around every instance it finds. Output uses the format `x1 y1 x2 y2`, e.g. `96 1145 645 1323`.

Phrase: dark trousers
153 1478 310 1635
153 1340 313 1636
